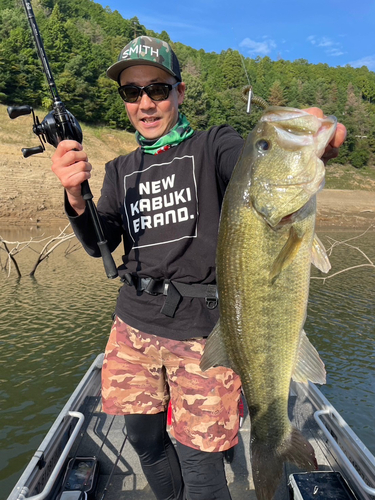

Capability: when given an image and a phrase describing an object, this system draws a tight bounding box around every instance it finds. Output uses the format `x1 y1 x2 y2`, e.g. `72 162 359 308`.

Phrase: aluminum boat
7 353 375 500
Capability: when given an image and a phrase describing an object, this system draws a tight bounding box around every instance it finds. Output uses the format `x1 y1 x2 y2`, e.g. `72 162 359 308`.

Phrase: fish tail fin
252 427 317 500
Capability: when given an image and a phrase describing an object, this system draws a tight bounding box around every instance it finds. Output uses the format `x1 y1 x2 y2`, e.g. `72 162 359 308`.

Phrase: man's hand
304 107 347 163
51 140 92 215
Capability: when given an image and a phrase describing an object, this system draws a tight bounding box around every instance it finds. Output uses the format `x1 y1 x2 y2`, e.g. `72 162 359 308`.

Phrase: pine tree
42 4 72 73
268 81 286 106
222 49 247 90
180 71 208 130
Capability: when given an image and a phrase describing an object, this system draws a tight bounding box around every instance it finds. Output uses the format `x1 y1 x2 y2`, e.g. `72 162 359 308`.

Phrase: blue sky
99 0 375 71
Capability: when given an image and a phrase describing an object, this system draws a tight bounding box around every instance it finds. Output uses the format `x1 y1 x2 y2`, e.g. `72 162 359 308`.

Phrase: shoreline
0 189 373 230
315 189 374 229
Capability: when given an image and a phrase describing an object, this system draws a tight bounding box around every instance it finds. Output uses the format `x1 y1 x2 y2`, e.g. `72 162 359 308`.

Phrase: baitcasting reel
6 0 118 279
7 102 83 158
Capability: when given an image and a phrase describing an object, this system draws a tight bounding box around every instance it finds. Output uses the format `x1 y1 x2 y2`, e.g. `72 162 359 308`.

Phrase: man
51 36 346 500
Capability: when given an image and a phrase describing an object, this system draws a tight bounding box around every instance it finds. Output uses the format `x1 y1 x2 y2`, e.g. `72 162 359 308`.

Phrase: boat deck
8 354 375 500
67 381 350 499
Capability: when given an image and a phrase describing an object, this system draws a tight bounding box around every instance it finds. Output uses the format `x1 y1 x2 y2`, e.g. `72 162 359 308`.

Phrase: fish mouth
249 107 336 228
261 108 337 161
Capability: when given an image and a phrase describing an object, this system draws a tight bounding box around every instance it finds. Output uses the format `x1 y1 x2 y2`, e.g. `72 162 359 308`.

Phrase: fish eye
256 139 270 151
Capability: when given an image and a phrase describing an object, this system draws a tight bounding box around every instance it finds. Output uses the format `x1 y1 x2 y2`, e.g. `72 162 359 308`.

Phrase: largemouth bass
201 107 337 500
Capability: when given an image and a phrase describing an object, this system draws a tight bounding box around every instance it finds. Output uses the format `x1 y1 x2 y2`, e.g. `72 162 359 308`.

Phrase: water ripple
1 228 375 497
307 230 375 454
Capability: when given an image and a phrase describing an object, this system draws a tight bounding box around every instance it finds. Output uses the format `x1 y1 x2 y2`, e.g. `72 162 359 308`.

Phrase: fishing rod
238 49 268 114
7 0 118 279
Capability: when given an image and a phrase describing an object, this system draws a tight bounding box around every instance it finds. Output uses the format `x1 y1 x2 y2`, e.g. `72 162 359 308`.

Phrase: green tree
42 4 72 73
180 71 208 130
341 83 372 167
1 22 43 105
323 82 339 116
1 0 375 169
130 17 144 39
222 49 247 89
350 143 370 168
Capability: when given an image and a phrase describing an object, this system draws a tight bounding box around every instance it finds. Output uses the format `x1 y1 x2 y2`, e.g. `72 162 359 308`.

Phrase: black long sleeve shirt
67 125 244 340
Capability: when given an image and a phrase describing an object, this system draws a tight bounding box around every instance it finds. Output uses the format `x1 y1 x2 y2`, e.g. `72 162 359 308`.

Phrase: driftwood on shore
0 224 79 278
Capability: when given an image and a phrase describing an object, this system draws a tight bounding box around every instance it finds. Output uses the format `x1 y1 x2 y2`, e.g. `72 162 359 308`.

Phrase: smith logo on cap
122 45 159 60
106 36 182 82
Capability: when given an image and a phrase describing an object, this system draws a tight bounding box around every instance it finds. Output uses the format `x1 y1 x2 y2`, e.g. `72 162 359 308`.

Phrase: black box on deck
61 456 99 500
288 471 358 500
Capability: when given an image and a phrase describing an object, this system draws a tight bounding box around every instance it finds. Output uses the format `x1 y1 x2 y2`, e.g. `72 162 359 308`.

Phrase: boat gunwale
291 380 375 500
7 354 104 500
7 355 375 500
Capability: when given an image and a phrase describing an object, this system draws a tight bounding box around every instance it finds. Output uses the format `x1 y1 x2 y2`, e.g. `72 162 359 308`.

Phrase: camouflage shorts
102 316 242 452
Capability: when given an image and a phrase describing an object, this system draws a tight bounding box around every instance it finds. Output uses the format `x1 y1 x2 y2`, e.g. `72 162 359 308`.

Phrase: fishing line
231 26 269 113
229 23 250 84
239 49 251 86
238 48 255 114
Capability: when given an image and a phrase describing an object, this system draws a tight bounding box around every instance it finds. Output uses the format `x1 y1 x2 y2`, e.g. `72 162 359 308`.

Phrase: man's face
120 65 186 140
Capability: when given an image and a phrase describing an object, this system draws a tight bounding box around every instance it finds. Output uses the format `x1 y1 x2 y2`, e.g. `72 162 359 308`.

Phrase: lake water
1 225 374 498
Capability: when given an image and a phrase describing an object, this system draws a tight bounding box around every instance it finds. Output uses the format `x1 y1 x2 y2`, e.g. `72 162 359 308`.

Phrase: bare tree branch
324 226 374 256
29 225 75 276
312 225 375 282
0 240 22 278
0 224 78 278
65 242 81 256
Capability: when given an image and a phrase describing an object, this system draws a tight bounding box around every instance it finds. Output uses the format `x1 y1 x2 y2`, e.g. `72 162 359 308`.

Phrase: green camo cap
107 36 182 83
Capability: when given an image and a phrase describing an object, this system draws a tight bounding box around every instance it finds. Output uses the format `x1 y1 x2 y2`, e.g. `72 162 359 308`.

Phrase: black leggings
125 412 232 500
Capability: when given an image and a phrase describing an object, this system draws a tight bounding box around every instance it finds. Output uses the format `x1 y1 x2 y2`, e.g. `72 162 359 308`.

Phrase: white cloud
307 35 316 45
328 48 345 57
348 55 375 71
317 37 335 48
307 35 345 57
239 37 277 56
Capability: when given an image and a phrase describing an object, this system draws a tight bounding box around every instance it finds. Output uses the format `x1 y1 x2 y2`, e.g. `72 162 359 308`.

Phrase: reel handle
7 105 32 119
22 146 44 158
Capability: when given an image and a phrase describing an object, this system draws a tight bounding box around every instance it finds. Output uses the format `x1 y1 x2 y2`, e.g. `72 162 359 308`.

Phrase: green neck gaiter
135 113 194 155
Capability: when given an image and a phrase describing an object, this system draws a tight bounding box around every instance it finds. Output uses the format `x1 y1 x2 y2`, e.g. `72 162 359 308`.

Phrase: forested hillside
1 0 375 167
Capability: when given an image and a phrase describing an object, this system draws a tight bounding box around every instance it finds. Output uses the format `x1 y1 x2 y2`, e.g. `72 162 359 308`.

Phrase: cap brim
106 59 180 82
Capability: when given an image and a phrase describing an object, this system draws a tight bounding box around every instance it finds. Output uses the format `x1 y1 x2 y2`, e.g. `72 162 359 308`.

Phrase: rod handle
81 180 118 280
97 241 119 279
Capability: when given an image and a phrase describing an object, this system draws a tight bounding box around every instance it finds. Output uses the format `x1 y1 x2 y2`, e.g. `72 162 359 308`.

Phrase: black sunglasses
118 82 180 103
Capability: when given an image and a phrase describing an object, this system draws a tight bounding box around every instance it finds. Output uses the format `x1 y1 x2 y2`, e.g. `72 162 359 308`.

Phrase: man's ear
177 82 186 105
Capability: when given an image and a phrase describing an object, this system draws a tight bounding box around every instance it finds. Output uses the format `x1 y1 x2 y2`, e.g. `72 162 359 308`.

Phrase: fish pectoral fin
269 226 304 283
311 234 331 273
200 320 232 371
292 329 326 384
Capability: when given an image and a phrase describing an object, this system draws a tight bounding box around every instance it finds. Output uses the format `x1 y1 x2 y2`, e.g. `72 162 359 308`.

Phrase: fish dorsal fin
292 329 326 384
270 226 304 282
200 320 233 371
311 234 331 273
